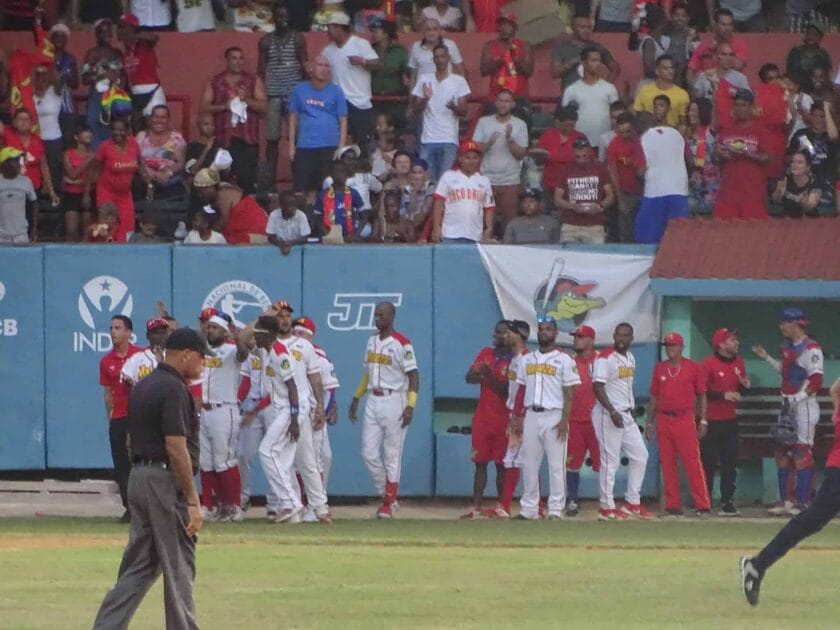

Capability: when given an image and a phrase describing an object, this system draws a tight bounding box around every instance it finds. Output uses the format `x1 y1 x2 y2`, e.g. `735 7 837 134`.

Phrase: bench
736 387 835 461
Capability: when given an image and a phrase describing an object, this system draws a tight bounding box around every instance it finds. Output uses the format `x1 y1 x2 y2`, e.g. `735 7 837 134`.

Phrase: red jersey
487 39 529 98
63 148 93 194
570 352 596 424
827 409 840 468
556 161 610 227
99 344 142 419
688 37 749 73
716 122 769 205
96 138 140 195
222 195 269 245
702 353 747 421
607 134 645 195
650 358 706 415
2 128 45 190
754 81 788 178
470 0 503 32
538 128 587 190
470 347 512 431
123 40 160 86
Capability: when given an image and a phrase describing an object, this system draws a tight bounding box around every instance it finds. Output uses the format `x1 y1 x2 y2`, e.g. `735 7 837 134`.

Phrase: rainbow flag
100 84 133 124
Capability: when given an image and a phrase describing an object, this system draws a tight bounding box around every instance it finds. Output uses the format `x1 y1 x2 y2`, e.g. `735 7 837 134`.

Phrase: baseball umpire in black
94 328 211 630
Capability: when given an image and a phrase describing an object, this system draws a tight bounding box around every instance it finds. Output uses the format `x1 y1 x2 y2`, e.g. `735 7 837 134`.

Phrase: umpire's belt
530 406 552 412
133 458 169 469
372 389 394 397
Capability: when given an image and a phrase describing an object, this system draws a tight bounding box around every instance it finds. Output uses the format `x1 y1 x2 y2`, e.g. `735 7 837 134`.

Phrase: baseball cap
294 316 317 335
458 140 481 155
166 327 214 356
49 22 70 37
520 187 542 200
711 327 737 348
326 12 351 26
193 167 220 188
781 307 808 326
199 307 218 323
0 147 23 163
498 13 518 25
507 319 530 341
337 145 361 160
119 13 140 28
254 315 280 336
272 300 294 313
146 317 169 332
804 22 823 35
572 325 596 340
733 88 754 103
662 332 684 346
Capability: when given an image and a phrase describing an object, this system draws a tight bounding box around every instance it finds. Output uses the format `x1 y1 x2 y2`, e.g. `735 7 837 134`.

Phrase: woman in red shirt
0 108 59 206
84 117 152 243
192 167 267 244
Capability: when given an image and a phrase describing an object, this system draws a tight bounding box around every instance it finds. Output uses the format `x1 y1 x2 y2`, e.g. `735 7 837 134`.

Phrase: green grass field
2 516 840 629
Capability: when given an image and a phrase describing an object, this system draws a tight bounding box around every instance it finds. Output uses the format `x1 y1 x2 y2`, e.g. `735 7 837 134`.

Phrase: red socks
500 467 520 512
384 480 399 505
200 471 217 510
216 466 242 508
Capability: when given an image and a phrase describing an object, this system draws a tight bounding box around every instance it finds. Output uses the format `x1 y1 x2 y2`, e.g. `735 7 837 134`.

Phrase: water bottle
174 221 187 245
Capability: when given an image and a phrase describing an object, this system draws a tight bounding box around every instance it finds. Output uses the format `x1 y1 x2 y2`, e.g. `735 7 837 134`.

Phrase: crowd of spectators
0 1 839 248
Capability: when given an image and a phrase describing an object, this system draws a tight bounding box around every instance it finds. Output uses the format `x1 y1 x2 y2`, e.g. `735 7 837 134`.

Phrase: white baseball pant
520 409 568 518
361 392 408 496
790 397 820 445
258 407 299 510
313 426 333 489
503 435 523 469
238 407 279 509
199 404 240 472
293 410 329 515
592 406 649 510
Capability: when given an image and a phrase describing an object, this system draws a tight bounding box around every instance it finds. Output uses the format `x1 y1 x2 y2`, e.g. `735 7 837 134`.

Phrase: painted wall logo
327 293 403 331
74 276 134 351
203 280 272 328
0 280 18 337
533 259 605 333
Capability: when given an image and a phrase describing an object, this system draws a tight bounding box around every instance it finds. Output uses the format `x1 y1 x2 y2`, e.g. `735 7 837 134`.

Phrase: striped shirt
263 31 302 98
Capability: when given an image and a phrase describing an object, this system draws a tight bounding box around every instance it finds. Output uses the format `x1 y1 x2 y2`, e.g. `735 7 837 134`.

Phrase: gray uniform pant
93 465 198 630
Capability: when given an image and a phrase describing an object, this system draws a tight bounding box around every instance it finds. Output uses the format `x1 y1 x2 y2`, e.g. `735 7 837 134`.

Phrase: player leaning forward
349 302 419 518
511 316 580 520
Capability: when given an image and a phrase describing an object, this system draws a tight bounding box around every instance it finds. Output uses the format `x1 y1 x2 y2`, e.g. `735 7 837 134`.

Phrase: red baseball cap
711 327 737 348
146 317 169 332
294 316 316 335
119 13 140 27
199 307 218 323
662 332 684 346
272 300 294 313
498 13 518 25
458 140 481 155
572 325 595 340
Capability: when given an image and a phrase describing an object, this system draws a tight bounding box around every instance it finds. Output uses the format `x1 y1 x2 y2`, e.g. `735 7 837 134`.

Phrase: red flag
8 23 55 134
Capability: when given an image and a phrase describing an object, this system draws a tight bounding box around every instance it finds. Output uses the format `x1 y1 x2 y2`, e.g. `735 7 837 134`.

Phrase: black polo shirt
127 363 199 472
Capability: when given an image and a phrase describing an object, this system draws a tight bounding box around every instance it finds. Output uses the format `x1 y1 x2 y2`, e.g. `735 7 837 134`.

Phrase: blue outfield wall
0 244 660 498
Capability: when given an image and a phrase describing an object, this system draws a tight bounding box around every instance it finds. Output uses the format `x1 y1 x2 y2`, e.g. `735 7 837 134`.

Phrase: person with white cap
47 21 80 137
321 11 381 151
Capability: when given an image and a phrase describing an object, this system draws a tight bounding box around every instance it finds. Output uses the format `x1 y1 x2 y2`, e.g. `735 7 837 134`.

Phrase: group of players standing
463 307 826 521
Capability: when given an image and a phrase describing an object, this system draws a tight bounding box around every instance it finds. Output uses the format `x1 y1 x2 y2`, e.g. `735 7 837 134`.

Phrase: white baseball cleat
228 506 245 522
767 501 793 516
302 507 318 523
201 506 220 522
275 506 303 524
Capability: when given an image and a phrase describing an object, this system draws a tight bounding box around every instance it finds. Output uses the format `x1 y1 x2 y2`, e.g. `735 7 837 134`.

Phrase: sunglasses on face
537 315 556 324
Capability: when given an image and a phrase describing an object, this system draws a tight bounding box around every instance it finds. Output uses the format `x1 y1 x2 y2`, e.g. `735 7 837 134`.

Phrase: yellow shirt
633 82 690 127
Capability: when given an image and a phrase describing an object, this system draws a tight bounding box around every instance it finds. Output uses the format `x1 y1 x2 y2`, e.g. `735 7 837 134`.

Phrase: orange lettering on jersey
507 369 517 381
291 350 303 361
266 367 276 377
526 364 557 376
137 365 153 380
250 358 262 369
618 367 635 378
204 357 223 368
366 352 393 366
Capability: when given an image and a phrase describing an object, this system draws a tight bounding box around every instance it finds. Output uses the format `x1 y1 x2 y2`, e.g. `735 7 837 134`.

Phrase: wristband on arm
407 391 417 408
290 405 299 417
354 372 369 399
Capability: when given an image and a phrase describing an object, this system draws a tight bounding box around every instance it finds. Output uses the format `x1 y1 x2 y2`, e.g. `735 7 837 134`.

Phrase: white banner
477 245 660 344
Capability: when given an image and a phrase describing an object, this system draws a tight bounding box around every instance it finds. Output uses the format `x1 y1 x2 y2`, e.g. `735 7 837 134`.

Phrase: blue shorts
634 195 689 244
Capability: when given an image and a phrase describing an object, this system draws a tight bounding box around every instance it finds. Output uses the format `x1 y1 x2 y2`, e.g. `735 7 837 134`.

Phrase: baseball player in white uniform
592 323 652 521
200 314 250 522
349 302 419 519
253 315 305 524
120 318 170 387
513 317 580 520
431 139 496 243
236 347 281 518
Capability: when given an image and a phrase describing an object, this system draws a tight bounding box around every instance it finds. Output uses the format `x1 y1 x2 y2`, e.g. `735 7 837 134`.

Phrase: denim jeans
420 143 458 183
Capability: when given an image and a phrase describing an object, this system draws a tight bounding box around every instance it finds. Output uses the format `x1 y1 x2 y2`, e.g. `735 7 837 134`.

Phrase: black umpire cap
166 328 215 356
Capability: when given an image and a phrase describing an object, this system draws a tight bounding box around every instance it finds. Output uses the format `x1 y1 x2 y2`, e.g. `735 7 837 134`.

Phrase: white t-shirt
517 349 581 410
203 341 244 404
266 209 312 240
120 348 158 386
232 4 275 32
599 130 616 162
593 348 636 412
34 86 62 141
421 6 463 30
434 169 495 241
130 0 172 27
175 0 215 32
640 126 689 198
363 331 418 392
322 36 379 109
411 72 471 145
472 114 528 186
347 172 382 210
561 79 619 147
408 39 463 77
183 230 227 244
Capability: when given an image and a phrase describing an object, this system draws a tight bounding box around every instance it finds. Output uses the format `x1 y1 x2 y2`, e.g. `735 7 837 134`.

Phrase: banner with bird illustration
477 245 660 343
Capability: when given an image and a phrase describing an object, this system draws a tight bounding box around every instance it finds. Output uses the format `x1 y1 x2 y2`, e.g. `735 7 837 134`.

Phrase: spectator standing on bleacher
634 55 690 128
410 44 470 183
173 0 216 32
258 3 306 191
701 328 750 517
479 14 534 128
785 23 833 91
135 105 186 200
561 47 620 152
606 112 644 243
47 23 80 139
322 12 381 152
0 108 59 208
201 46 267 195
0 147 37 244
408 18 466 85
551 14 620 90
31 65 64 195
553 136 614 245
370 20 410 136
288 55 348 204
123 0 172 29
117 14 165 130
590 0 633 33
687 9 748 83
536 106 587 215
788 100 839 213
421 0 464 31
472 89 528 230
81 18 125 149
503 188 560 244
716 0 767 32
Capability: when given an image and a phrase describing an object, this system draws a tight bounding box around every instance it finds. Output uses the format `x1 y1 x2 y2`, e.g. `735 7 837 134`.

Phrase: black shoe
119 510 131 524
718 502 740 517
740 556 762 606
662 508 684 519
695 509 712 518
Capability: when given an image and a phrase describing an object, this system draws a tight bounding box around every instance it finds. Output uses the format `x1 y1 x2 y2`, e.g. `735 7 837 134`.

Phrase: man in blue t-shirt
289 55 348 202
313 160 366 243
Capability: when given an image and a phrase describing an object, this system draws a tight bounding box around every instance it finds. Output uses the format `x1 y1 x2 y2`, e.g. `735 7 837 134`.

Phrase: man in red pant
647 332 711 517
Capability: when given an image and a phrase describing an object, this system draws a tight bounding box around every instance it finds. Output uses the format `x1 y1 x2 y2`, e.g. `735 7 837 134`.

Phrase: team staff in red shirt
461 321 512 519
99 315 142 523
741 376 840 607
565 325 600 517
701 328 750 516
647 332 711 516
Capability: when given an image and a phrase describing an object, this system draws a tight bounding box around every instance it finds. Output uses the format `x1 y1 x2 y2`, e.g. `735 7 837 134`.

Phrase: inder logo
75 276 134 352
